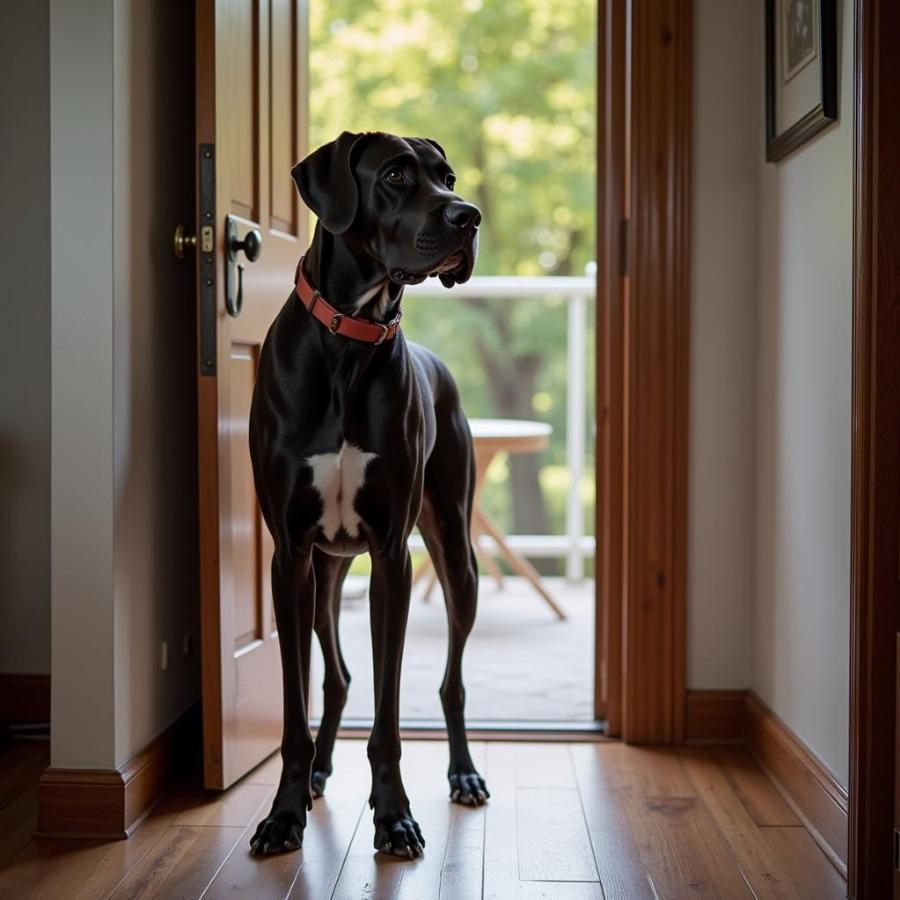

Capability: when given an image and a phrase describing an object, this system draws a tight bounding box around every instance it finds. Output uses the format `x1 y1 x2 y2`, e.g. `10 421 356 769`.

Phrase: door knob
173 223 196 260
231 227 262 262
225 216 263 317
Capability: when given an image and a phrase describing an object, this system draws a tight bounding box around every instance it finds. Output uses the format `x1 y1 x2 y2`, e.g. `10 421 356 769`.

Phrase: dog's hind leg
419 407 490 807
311 548 353 797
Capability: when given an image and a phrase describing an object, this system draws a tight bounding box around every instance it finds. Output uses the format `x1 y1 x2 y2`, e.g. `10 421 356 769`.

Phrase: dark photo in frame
765 0 838 162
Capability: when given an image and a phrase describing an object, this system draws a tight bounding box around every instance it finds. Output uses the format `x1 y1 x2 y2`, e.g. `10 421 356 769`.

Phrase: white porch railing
405 272 596 581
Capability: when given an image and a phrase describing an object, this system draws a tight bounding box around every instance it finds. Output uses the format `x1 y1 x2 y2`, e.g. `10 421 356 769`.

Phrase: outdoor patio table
413 417 567 620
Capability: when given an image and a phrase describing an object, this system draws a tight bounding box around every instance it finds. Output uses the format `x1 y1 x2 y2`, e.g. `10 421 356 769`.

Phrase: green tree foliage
310 0 596 544
311 0 595 277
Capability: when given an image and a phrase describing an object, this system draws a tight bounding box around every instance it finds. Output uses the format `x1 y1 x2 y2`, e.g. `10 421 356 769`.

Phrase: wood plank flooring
0 739 846 899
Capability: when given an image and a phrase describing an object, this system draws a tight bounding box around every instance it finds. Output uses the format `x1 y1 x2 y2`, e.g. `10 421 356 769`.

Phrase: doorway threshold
320 717 611 743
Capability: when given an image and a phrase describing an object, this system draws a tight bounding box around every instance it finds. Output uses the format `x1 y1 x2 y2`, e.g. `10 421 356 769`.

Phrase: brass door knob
173 223 197 260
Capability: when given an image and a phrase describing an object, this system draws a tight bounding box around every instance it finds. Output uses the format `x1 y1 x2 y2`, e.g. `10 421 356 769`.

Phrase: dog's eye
385 168 406 184
444 174 457 190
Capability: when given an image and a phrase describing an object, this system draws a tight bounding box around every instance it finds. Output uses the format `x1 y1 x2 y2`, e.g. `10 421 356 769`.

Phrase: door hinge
895 828 900 870
619 217 630 277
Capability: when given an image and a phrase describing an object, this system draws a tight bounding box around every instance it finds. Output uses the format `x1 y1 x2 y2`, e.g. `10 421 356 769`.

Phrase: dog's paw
249 812 305 855
311 770 329 798
373 813 425 859
449 771 490 806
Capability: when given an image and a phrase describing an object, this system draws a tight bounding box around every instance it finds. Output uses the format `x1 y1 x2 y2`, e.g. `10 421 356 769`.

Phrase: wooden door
896 634 900 898
195 0 309 790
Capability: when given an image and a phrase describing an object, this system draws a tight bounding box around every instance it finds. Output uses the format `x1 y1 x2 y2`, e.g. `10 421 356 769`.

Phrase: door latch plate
198 144 216 376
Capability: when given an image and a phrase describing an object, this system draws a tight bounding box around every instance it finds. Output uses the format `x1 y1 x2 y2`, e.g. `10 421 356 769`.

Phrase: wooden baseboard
742 691 848 875
38 704 199 838
0 673 51 724
685 690 746 743
684 689 848 876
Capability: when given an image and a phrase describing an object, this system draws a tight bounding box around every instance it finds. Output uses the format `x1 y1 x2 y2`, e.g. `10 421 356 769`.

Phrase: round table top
468 418 552 454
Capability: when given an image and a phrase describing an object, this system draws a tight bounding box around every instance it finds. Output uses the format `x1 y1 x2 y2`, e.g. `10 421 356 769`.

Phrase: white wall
50 0 199 769
111 0 199 766
687 0 759 690
688 0 853 786
50 0 118 768
0 2 52 676
752 0 853 785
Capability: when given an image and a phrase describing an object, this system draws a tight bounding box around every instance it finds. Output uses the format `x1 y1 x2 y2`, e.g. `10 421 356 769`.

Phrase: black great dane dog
248 131 488 859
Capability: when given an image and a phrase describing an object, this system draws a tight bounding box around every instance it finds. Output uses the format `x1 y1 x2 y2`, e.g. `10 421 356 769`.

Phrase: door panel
269 0 299 233
196 0 308 790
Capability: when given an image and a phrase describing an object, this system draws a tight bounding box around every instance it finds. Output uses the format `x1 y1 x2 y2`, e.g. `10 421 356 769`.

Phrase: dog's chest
306 441 377 540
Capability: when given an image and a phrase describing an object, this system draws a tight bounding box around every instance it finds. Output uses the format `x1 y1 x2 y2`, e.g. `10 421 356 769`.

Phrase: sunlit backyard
310 0 598 722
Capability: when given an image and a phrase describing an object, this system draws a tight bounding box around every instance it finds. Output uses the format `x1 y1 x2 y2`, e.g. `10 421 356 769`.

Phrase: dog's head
292 131 480 287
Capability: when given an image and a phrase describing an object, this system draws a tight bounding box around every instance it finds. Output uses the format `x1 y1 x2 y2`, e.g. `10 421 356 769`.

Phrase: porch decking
314 575 596 724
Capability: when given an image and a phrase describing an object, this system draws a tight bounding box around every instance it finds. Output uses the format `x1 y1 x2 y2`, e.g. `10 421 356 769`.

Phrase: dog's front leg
367 545 425 858
250 548 316 855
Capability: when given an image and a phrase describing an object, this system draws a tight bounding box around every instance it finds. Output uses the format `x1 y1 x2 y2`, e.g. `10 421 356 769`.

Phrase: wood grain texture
516 788 598 882
685 690 746 744
37 705 198 838
743 693 848 876
678 747 803 899
761 826 846 900
570 744 654 899
594 0 628 734
710 746 800 828
1 739 848 900
482 742 602 899
196 0 308 793
848 0 900 896
622 0 692 744
680 689 847 878
108 825 246 900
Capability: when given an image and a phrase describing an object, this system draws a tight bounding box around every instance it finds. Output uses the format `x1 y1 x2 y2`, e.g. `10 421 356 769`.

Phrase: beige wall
689 0 852 785
50 0 199 769
50 0 118 769
752 0 853 784
111 0 199 766
0 2 51 676
688 0 759 690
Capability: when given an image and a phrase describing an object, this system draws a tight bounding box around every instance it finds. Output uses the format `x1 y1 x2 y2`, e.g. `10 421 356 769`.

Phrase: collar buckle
373 323 390 346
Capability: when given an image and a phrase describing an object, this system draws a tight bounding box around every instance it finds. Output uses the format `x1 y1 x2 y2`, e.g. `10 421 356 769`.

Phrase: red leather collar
295 256 402 345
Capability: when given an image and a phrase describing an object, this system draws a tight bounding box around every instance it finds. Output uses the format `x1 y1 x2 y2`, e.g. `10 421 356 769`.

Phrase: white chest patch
306 441 377 540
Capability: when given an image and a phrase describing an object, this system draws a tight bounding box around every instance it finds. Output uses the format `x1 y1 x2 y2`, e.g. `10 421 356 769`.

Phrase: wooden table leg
411 552 433 589
472 519 505 590
413 438 563 617
474 507 567 620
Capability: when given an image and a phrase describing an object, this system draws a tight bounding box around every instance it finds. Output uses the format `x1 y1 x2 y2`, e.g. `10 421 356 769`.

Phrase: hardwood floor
0 739 845 899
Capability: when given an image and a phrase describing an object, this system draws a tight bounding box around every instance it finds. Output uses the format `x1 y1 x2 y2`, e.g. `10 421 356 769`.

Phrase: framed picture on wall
765 0 838 162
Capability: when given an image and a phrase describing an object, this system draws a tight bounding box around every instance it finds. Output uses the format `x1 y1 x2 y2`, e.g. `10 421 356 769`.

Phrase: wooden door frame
848 0 900 895
596 0 692 742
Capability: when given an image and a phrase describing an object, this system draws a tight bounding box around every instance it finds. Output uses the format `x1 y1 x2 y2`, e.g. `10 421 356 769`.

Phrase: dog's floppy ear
423 138 447 159
291 131 368 235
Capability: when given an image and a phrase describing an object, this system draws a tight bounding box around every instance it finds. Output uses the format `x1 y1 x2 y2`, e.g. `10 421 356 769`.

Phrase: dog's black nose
444 201 481 230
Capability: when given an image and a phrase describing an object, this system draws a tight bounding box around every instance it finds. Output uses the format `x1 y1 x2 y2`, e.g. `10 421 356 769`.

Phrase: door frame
848 0 900 895
596 0 692 742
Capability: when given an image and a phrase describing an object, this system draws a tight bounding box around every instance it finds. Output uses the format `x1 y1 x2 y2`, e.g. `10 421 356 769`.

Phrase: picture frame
765 0 838 162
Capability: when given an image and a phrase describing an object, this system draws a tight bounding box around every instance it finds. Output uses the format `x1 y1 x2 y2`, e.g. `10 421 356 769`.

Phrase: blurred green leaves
310 0 596 277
